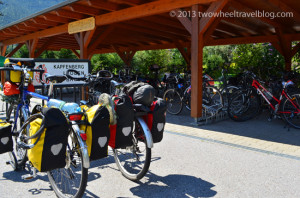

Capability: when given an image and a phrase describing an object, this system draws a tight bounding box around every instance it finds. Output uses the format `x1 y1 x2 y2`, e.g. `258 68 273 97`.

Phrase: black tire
183 86 191 111
228 89 261 122
113 119 151 181
281 93 300 129
163 89 183 115
203 85 223 111
47 130 88 198
7 105 27 170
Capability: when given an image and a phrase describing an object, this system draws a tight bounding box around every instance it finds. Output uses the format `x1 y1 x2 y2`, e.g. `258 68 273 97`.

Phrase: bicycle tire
281 93 300 129
112 119 151 181
227 89 261 122
203 85 223 111
7 105 27 170
163 89 183 115
47 129 88 198
183 86 191 111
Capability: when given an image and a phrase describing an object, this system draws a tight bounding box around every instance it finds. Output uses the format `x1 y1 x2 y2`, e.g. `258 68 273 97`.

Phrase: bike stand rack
197 106 228 125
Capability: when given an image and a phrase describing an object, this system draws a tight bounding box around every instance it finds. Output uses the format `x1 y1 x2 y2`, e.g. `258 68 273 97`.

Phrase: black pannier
109 95 134 149
28 108 69 172
0 121 13 154
144 98 167 143
80 105 110 161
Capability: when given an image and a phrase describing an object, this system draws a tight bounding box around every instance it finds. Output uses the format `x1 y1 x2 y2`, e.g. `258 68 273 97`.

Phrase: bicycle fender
136 117 153 149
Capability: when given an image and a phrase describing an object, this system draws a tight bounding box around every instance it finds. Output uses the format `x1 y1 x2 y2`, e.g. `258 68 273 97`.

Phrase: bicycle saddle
45 74 67 83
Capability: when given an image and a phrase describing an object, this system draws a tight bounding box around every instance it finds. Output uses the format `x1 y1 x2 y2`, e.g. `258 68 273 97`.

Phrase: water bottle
61 103 80 114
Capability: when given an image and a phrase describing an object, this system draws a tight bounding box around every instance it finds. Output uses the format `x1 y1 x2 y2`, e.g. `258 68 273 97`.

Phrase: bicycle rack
197 104 228 125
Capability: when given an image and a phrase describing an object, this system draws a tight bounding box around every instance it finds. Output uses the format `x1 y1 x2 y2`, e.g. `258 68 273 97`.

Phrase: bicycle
1 58 89 198
66 69 154 181
228 71 300 129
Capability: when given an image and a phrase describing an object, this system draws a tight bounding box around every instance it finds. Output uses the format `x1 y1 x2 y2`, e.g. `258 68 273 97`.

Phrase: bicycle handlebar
66 69 87 81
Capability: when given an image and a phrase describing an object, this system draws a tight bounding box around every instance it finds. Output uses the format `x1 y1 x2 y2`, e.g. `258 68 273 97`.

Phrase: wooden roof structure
0 0 299 118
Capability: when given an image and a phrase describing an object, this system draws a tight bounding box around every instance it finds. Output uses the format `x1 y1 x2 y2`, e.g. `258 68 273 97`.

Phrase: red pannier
109 95 134 149
143 98 167 143
4 81 35 96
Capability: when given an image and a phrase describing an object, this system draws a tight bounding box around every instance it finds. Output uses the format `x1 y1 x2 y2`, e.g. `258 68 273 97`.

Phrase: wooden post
0 45 7 56
191 4 203 119
26 39 38 58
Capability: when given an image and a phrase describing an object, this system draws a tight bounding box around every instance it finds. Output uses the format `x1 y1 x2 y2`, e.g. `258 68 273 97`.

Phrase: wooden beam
71 49 80 58
1 24 68 46
87 0 121 11
112 45 128 64
88 26 115 54
84 28 96 48
95 0 218 26
55 10 85 20
1 45 7 56
206 35 279 46
69 4 100 16
191 4 203 118
200 0 228 34
174 40 191 65
265 0 300 22
31 18 59 26
231 1 282 28
5 43 24 57
42 14 70 23
271 41 284 55
26 38 39 58
35 38 54 57
174 8 192 35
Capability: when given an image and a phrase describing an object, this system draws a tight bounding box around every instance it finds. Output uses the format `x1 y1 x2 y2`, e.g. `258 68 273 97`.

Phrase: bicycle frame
251 79 300 114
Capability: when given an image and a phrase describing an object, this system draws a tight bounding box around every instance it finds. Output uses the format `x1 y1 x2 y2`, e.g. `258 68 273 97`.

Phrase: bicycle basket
27 108 69 172
0 121 13 154
80 104 110 161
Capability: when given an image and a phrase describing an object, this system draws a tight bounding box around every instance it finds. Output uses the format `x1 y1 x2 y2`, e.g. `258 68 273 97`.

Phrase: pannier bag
80 105 110 161
3 81 35 96
109 95 134 149
122 81 155 106
27 108 69 172
143 98 167 143
0 120 13 154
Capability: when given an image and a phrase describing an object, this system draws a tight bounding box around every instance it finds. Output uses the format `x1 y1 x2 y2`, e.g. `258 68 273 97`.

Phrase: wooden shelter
0 0 300 119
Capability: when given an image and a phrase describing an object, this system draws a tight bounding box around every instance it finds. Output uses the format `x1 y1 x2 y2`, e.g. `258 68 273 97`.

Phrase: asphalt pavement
0 97 300 198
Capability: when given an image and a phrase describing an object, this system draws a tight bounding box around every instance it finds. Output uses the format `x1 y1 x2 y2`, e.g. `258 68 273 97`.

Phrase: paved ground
0 97 300 197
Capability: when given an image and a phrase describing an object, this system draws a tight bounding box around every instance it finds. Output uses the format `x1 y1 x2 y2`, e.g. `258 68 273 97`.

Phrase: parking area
0 99 300 197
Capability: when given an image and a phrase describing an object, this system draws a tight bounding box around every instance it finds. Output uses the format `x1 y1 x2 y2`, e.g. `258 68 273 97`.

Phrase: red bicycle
228 71 300 129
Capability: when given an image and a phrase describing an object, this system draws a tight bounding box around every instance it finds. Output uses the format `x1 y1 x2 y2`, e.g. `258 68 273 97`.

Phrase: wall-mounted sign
68 17 95 34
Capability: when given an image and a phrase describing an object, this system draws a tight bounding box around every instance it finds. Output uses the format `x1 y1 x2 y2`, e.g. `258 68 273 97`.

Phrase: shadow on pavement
130 172 217 198
167 108 300 147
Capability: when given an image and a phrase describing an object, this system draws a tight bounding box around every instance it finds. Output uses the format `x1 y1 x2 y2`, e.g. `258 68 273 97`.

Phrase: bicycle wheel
183 86 191 111
47 129 88 198
113 119 151 181
163 89 183 115
7 105 27 170
281 93 300 129
203 85 223 111
221 86 239 108
228 89 261 122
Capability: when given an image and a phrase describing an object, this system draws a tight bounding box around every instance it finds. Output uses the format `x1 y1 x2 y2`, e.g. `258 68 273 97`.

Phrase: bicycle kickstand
22 167 37 180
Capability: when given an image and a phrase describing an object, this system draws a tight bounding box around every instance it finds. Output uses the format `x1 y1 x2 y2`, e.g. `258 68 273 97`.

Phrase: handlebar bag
0 121 13 154
27 108 69 172
109 95 134 149
80 105 110 161
143 98 167 143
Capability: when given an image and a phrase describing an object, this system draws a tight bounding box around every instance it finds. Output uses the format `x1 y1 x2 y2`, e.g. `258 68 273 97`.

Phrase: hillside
0 0 65 28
